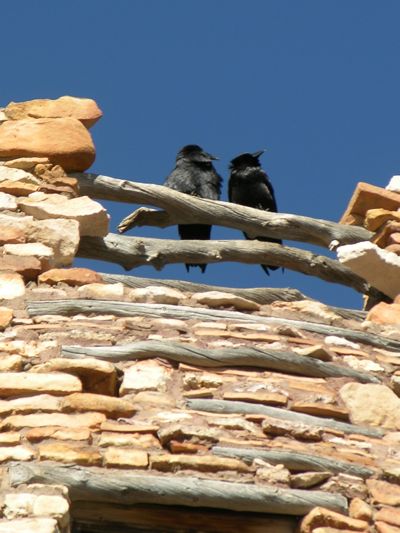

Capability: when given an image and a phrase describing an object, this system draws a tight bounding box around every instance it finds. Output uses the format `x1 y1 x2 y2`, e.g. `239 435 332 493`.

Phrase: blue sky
2 0 400 309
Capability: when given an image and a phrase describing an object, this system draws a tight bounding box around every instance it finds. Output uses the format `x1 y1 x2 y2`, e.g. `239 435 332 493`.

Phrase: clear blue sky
2 0 400 309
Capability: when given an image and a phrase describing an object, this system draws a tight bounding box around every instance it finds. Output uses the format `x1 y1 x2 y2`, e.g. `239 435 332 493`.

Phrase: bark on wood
26 299 400 352
72 172 372 249
78 233 378 297
8 462 348 515
212 446 374 478
73 501 297 533
61 339 379 384
186 399 384 438
102 272 367 321
101 272 308 304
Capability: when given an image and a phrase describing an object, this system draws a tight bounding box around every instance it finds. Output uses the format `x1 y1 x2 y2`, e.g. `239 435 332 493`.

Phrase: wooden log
61 339 380 384
72 172 372 249
186 399 384 438
212 447 374 478
26 299 400 352
77 233 377 296
8 462 348 515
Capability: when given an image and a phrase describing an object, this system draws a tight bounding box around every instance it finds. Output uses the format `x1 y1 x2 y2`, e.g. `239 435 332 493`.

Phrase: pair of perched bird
164 144 282 274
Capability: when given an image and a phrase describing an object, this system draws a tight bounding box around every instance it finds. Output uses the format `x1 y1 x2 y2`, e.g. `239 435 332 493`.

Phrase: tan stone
18 193 109 236
0 180 38 196
191 291 260 311
290 402 349 420
38 267 103 286
120 360 172 395
99 432 161 449
0 192 18 211
340 383 400 430
367 479 400 505
300 507 369 533
1 411 105 430
182 372 223 390
0 432 20 445
128 286 185 304
223 391 288 406
32 494 69 526
100 421 159 433
0 394 62 416
39 442 101 465
348 498 372 522
4 156 50 170
0 255 42 281
77 282 125 299
0 372 82 397
26 426 90 442
0 227 25 244
340 182 400 225
0 518 59 533
62 392 136 418
256 463 290 484
5 96 102 128
30 357 116 395
3 492 37 519
261 416 323 441
367 302 400 325
290 471 331 489
157 424 220 446
0 117 96 171
375 507 400 527
294 344 334 361
0 307 13 330
0 445 35 462
0 272 25 299
4 242 54 268
150 453 250 473
0 165 41 185
0 355 22 372
365 208 400 232
103 447 149 468
375 521 400 533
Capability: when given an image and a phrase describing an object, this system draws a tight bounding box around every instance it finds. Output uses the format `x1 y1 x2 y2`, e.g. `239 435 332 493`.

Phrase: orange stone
38 267 103 286
367 302 400 325
375 507 400 527
367 479 400 506
300 506 369 533
0 227 26 245
0 308 13 330
0 255 42 281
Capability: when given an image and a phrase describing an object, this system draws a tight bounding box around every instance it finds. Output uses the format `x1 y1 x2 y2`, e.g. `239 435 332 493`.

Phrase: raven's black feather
164 145 222 273
228 151 282 275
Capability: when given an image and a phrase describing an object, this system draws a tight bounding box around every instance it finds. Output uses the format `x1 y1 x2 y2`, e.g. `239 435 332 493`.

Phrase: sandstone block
364 208 400 231
30 358 116 395
375 507 400 527
0 255 42 281
4 156 50 170
0 272 25 299
18 192 109 236
129 286 185 304
3 493 37 519
0 372 82 397
38 267 103 286
27 218 79 266
150 453 250 473
103 447 149 468
290 402 349 420
367 302 400 325
340 383 400 430
0 165 40 185
290 471 331 489
191 290 260 311
367 479 400 505
39 442 101 465
0 117 95 171
32 494 69 527
0 518 59 533
4 242 54 269
337 241 400 299
1 411 105 431
348 498 372 522
26 426 90 442
375 521 400 533
0 192 17 211
5 95 102 128
0 180 38 196
120 360 172 395
77 282 124 300
0 394 62 416
0 226 25 244
223 391 288 406
340 181 400 225
0 432 20 445
0 445 35 462
62 392 136 418
98 432 161 449
0 307 13 330
300 507 368 533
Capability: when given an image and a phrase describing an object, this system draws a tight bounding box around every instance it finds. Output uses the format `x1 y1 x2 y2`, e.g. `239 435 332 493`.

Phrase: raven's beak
205 152 219 161
252 149 266 159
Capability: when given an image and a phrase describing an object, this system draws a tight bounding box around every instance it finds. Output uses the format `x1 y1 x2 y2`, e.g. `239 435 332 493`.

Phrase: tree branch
78 233 376 297
73 172 372 248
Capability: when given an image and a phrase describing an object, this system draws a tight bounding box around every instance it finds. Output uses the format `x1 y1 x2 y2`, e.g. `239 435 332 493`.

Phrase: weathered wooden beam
73 172 372 249
8 463 348 515
26 299 400 352
61 339 379 384
186 399 384 438
212 447 374 478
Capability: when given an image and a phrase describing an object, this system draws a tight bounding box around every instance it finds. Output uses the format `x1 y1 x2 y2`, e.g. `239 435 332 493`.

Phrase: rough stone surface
0 191 18 211
348 498 373 522
367 302 400 325
0 307 13 330
0 272 25 299
0 445 35 462
5 95 103 128
3 156 50 170
0 165 40 185
120 360 172 395
4 243 54 267
337 241 400 299
18 193 109 236
38 267 103 286
1 412 105 430
191 291 260 311
367 479 400 505
0 117 96 171
103 447 149 468
375 507 400 528
62 393 136 418
340 382 400 429
0 372 82 397
77 282 124 300
129 286 185 305
290 471 331 489
300 507 369 533
39 442 102 465
365 208 400 232
150 454 250 473
0 518 59 533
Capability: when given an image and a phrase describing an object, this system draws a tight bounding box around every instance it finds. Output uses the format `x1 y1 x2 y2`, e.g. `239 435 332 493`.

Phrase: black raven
228 150 282 275
164 144 222 273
